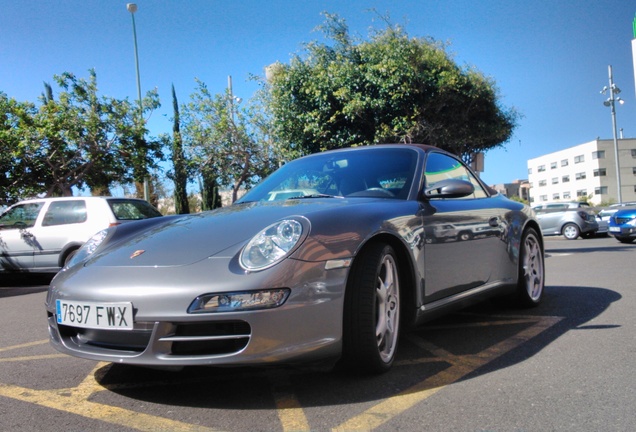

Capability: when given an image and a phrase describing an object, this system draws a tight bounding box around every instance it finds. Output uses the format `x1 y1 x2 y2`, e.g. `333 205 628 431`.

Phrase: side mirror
424 179 474 199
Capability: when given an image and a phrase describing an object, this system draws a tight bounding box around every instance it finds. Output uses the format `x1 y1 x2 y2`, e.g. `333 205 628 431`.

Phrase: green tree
182 79 272 204
1 70 163 201
168 84 190 214
267 13 519 161
0 93 41 205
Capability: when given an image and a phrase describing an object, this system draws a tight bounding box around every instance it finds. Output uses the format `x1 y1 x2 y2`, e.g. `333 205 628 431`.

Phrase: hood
86 198 360 268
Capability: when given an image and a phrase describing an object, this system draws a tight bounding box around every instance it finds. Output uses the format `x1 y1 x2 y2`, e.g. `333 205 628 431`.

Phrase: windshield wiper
287 194 338 200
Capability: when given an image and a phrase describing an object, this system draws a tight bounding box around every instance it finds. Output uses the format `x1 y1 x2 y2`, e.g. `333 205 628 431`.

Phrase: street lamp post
601 65 624 205
126 3 149 201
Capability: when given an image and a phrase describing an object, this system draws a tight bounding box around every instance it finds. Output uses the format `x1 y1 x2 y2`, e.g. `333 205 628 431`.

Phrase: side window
0 203 44 229
424 152 487 199
545 204 567 211
42 201 87 227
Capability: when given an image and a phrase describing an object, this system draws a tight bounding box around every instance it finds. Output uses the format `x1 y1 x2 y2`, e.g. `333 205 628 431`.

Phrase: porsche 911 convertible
46 144 545 374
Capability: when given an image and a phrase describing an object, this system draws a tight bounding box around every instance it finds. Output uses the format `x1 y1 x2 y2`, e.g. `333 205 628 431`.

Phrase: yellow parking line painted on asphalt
0 354 66 362
332 315 563 431
0 339 49 353
0 315 562 431
268 370 311 432
0 380 222 432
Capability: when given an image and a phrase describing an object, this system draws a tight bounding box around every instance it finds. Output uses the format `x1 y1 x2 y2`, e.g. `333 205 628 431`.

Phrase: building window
592 151 605 159
538 180 547 187
563 192 571 199
528 168 532 175
574 155 585 163
633 167 636 175
552 193 560 200
538 165 546 172
575 172 586 180
550 162 557 169
552 177 559 184
562 175 570 183
593 168 607 177
577 189 587 197
561 159 569 167
540 195 548 202
632 149 636 158
594 186 608 195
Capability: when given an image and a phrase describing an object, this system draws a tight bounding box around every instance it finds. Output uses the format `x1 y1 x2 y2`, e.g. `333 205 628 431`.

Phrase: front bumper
609 226 636 238
46 258 348 367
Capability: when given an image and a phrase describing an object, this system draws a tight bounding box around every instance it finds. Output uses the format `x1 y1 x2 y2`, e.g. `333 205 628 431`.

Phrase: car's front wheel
340 242 401 374
562 223 580 240
514 228 545 307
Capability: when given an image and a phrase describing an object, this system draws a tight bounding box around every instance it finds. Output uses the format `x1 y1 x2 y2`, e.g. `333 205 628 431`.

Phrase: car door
32 199 89 269
420 152 507 301
535 203 567 235
0 202 45 270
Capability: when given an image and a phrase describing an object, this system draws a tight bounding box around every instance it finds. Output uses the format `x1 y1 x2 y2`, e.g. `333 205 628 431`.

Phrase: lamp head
127 3 138 13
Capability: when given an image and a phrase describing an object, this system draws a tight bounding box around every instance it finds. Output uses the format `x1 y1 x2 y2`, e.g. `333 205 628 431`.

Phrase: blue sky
2 0 636 186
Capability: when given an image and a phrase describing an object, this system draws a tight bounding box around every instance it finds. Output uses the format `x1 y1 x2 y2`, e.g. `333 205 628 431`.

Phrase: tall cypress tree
171 84 190 214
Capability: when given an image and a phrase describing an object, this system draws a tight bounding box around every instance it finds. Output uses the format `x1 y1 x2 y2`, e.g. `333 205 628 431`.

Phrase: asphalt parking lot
1 235 634 431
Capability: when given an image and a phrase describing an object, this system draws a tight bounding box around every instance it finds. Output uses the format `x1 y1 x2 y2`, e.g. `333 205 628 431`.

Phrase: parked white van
0 197 161 272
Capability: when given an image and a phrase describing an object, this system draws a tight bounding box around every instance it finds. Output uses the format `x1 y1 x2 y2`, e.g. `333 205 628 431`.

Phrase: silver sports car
46 144 545 374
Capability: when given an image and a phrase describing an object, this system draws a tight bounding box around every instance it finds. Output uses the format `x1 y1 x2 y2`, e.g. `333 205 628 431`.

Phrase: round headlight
240 219 304 271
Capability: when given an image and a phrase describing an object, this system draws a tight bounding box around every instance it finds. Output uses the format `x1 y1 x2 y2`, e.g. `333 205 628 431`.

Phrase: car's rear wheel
562 223 580 240
340 242 401 374
62 248 79 267
514 228 544 307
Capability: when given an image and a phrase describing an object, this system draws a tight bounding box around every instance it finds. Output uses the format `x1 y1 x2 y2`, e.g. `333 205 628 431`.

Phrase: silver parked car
532 201 598 240
46 145 545 374
0 197 162 272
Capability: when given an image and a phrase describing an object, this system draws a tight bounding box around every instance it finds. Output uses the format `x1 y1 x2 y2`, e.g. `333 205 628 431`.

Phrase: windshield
237 147 418 203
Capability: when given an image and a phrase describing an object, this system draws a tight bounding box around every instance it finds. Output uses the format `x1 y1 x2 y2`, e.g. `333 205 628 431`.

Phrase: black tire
340 243 401 374
62 248 79 267
562 223 580 240
513 228 545 308
617 237 635 244
458 231 473 241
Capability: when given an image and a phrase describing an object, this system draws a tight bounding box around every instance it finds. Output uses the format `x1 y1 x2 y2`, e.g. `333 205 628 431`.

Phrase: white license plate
609 227 621 233
56 300 134 330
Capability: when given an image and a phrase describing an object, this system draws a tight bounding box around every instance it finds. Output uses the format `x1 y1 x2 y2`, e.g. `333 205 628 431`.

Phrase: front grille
164 321 251 356
615 217 634 225
58 322 153 353
53 316 252 357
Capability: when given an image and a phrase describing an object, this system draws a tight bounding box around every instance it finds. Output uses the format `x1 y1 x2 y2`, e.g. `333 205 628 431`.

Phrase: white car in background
0 197 161 273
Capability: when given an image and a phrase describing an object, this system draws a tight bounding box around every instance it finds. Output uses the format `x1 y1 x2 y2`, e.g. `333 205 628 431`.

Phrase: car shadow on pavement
94 284 620 410
0 273 52 297
545 244 635 255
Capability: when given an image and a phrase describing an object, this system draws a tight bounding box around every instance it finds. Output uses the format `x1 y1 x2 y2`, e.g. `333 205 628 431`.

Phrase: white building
527 138 636 205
